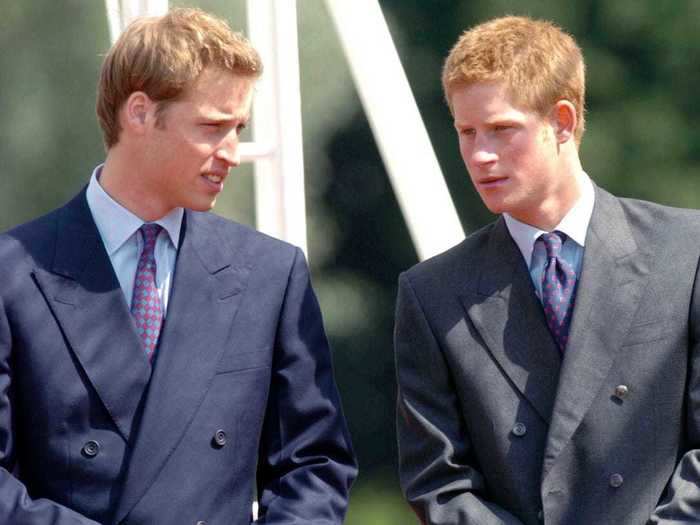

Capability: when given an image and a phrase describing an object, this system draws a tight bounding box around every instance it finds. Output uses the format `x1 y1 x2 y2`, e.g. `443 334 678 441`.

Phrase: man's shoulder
0 201 68 261
188 210 300 263
401 220 498 289
618 194 700 222
604 189 700 238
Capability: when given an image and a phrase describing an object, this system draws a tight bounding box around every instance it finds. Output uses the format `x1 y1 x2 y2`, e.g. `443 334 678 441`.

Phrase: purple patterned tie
131 223 163 361
538 231 577 352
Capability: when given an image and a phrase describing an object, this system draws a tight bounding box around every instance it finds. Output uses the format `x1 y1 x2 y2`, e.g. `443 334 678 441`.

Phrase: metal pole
246 0 308 255
104 0 168 42
325 0 464 260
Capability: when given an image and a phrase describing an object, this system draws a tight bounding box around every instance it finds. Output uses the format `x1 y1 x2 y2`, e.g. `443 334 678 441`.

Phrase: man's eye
460 128 475 136
236 123 247 135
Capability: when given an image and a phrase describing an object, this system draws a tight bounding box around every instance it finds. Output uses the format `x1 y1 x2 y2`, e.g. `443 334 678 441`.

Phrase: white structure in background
104 0 169 44
103 0 464 261
325 0 464 260
242 0 308 255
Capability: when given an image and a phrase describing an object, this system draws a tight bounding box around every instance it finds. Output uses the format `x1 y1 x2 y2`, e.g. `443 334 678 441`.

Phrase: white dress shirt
86 165 183 316
504 172 595 301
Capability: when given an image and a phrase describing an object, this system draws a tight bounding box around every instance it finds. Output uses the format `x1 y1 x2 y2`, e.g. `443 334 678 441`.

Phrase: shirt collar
504 172 595 267
86 165 183 255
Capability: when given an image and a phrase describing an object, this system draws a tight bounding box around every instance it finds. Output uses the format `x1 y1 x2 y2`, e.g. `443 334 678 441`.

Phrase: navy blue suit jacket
0 189 357 524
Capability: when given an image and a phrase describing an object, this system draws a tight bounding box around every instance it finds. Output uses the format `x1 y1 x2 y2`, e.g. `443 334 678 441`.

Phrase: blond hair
97 7 262 149
442 16 586 144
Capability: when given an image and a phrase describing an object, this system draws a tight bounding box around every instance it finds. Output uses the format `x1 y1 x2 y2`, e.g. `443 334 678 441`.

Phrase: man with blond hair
395 15 700 524
0 8 356 524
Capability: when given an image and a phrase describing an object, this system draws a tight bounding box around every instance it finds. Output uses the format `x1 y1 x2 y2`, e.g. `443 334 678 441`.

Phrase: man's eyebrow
200 111 250 123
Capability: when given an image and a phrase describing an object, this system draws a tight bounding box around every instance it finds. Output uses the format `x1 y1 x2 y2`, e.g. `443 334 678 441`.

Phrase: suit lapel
462 218 561 424
541 187 650 481
33 191 150 443
115 211 252 523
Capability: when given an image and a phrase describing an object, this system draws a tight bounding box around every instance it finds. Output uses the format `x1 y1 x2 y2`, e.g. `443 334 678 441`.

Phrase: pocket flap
623 319 673 346
216 347 272 373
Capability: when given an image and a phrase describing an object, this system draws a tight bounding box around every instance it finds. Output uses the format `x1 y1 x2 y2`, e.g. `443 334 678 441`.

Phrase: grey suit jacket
395 186 700 524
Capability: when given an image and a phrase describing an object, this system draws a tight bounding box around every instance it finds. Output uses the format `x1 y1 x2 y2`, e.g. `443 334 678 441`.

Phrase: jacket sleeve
395 273 525 525
254 248 357 524
0 296 100 525
648 261 700 523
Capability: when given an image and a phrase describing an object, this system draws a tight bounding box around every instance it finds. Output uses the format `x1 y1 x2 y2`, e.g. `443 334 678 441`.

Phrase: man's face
141 67 255 215
452 81 573 228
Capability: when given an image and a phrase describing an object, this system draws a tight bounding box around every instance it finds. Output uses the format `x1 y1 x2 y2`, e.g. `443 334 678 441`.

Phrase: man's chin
480 198 507 216
187 198 217 212
479 194 527 218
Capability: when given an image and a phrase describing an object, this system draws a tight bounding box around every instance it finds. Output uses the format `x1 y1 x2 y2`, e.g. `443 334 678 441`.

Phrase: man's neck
514 152 585 230
100 149 169 222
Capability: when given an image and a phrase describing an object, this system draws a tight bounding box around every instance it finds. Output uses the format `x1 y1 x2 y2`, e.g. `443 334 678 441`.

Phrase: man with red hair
396 16 700 524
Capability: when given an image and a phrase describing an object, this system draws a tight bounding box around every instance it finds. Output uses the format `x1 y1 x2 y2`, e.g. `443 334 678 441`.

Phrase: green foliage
0 0 108 226
345 477 418 525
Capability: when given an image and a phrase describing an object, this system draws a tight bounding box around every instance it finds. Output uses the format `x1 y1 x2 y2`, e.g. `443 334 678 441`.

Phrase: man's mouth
202 172 227 193
477 176 508 187
204 173 225 184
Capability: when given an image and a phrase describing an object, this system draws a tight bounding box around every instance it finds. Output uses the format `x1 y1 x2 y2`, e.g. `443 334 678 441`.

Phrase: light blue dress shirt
504 173 595 301
85 165 183 316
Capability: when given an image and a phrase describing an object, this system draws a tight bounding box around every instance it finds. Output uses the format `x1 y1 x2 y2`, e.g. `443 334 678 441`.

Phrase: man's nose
470 135 497 165
214 134 241 168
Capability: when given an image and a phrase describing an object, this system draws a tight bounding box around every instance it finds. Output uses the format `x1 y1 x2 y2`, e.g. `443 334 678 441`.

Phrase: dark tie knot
539 231 565 258
139 223 163 251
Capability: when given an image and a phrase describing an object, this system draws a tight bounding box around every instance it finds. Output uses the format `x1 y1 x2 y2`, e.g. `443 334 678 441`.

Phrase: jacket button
512 422 527 437
212 429 227 447
537 509 544 521
82 440 100 458
196 521 207 525
609 473 624 488
614 385 629 399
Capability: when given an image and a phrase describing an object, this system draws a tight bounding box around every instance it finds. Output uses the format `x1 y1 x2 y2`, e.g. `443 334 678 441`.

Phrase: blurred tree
0 0 107 226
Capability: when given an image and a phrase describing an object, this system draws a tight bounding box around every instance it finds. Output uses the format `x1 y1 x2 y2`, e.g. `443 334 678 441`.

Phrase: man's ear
551 100 577 145
122 91 155 135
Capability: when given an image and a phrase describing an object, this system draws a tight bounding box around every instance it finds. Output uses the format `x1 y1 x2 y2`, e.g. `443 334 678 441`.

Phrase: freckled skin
451 81 580 230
